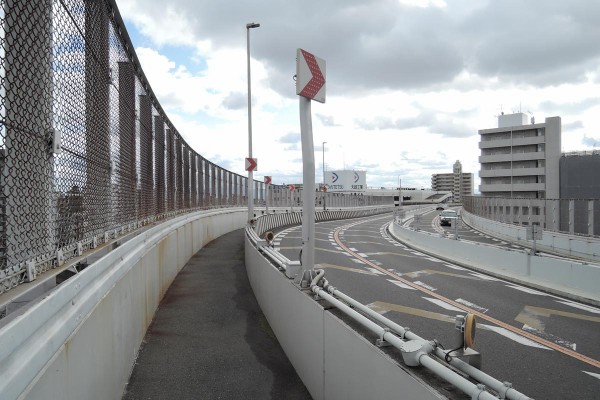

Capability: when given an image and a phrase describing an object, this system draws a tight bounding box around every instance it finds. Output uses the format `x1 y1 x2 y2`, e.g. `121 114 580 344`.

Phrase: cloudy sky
117 0 600 191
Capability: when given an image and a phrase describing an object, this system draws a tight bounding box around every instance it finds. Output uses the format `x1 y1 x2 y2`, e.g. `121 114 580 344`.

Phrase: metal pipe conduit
311 285 499 400
328 286 531 400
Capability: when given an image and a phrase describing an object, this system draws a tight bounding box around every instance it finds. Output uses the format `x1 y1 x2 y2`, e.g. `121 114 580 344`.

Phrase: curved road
273 212 600 400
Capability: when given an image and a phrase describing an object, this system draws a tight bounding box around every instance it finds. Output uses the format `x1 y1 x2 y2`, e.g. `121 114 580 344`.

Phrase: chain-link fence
463 196 600 237
0 0 395 295
0 0 261 294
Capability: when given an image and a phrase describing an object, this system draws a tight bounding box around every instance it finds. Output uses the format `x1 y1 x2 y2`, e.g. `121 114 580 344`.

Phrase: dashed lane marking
319 263 377 275
334 219 600 369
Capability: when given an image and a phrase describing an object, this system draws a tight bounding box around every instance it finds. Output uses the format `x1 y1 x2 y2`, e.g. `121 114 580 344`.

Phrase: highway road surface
273 212 600 399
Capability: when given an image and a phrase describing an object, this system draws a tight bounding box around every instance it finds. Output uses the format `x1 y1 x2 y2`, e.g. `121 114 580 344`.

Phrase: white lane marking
349 247 358 251
583 371 600 380
505 285 548 296
455 298 488 313
480 324 552 350
555 300 600 314
468 272 500 281
367 267 386 275
522 324 576 351
422 297 464 312
500 241 508 245
351 258 365 264
358 252 368 257
414 281 437 291
443 263 466 271
424 257 443 263
387 279 417 290
373 261 383 266
411 251 426 256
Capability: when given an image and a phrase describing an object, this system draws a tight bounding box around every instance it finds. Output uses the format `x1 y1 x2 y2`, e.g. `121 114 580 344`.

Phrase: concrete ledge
389 222 600 306
0 209 247 400
244 235 445 400
462 210 600 263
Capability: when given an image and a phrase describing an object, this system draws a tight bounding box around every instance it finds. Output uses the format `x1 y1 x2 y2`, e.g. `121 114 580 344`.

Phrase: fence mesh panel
0 0 255 293
0 0 393 294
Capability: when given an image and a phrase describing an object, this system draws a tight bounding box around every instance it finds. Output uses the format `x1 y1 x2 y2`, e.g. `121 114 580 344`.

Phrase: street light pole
246 22 259 222
322 141 327 211
398 175 402 207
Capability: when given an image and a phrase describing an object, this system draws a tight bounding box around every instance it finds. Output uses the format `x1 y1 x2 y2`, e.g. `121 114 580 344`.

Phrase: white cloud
117 0 600 189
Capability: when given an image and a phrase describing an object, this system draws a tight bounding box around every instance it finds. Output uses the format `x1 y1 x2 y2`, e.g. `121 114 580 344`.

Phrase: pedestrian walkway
122 229 311 400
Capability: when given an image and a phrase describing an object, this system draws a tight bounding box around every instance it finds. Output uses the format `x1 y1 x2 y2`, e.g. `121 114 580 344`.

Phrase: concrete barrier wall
245 236 445 400
0 209 247 400
389 222 600 306
462 209 600 263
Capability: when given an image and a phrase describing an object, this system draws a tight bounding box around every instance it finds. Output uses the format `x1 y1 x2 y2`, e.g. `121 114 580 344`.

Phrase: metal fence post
569 199 575 234
154 117 165 215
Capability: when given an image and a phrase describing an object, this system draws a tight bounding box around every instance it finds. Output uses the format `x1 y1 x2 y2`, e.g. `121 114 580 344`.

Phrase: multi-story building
431 160 473 202
478 113 561 199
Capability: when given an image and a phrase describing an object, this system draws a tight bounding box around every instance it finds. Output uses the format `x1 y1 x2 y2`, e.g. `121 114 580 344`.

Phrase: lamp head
246 22 260 29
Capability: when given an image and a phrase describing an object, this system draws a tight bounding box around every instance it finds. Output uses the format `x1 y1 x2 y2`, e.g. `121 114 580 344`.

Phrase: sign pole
296 47 326 284
300 96 316 274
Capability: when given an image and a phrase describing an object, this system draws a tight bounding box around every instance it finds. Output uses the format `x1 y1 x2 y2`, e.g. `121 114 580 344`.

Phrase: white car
440 210 457 226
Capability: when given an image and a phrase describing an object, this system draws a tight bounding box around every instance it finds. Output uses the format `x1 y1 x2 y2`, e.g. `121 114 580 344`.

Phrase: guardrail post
569 199 575 234
588 200 594 236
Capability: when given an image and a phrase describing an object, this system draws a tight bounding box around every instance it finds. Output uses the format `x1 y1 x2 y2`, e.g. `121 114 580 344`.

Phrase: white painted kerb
0 209 247 400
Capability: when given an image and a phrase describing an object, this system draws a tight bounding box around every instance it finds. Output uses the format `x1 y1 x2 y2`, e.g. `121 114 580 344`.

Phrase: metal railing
246 217 532 400
463 196 599 237
0 0 395 295
0 0 260 294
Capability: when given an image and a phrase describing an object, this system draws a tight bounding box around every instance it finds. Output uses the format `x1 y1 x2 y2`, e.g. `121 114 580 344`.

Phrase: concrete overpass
1 1 599 399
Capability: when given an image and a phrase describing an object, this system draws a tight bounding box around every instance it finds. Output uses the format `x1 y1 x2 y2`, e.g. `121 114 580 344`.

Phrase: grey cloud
222 92 246 110
462 0 600 86
582 135 600 147
355 112 474 138
279 132 300 144
284 143 300 151
123 0 600 95
316 114 339 127
539 97 600 115
563 121 584 131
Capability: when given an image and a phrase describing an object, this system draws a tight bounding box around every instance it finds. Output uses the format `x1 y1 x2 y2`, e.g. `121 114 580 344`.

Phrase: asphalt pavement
274 214 600 400
122 229 311 400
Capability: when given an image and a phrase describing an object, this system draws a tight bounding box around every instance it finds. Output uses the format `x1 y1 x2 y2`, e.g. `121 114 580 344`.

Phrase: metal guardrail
246 212 532 400
463 196 599 237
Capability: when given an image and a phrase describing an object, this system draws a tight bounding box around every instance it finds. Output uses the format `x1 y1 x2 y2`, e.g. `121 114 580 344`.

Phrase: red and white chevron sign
245 157 257 171
296 48 326 103
264 176 271 185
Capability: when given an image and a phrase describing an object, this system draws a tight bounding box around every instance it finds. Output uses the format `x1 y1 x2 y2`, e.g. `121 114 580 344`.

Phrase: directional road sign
296 48 326 103
264 176 271 185
245 157 257 171
289 184 295 191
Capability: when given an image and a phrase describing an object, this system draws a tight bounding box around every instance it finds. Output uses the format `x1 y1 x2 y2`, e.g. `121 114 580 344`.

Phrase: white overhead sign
324 170 366 192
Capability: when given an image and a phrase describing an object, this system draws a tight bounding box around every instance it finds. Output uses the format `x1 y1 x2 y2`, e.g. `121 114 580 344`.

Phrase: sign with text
324 170 367 192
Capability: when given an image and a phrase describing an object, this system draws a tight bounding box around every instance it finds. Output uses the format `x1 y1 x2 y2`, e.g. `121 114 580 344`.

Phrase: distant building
478 112 561 199
560 150 600 198
431 160 473 203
